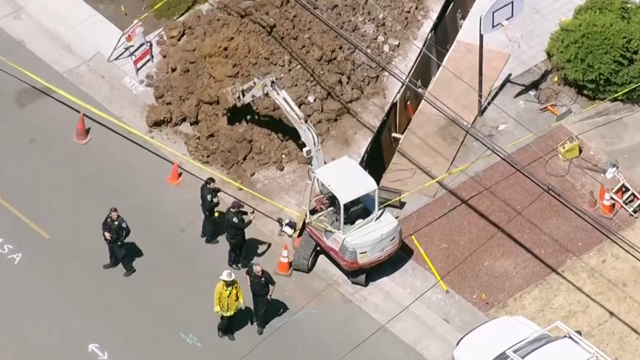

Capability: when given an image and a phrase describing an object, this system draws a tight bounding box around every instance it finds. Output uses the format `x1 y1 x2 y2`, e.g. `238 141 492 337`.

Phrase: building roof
314 156 377 204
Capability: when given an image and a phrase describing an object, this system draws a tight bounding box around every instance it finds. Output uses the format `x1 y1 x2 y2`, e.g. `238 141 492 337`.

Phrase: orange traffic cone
601 191 615 217
166 161 183 186
73 112 91 145
275 244 293 277
598 184 606 204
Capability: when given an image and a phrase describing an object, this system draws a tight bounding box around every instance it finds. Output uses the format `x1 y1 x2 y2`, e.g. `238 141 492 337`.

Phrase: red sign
133 47 151 68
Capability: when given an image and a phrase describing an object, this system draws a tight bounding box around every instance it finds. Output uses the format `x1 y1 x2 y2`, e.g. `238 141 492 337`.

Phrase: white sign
0 238 21 264
480 0 523 35
88 344 108 360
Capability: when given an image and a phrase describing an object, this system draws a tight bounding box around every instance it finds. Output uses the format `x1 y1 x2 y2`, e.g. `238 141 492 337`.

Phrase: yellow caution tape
582 81 640 112
138 0 170 21
382 79 640 207
0 55 301 218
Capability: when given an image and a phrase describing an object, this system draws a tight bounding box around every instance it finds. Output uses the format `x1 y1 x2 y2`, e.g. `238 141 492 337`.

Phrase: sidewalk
0 0 161 137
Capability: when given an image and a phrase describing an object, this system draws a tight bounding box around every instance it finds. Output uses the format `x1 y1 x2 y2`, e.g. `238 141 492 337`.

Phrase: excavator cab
293 156 402 286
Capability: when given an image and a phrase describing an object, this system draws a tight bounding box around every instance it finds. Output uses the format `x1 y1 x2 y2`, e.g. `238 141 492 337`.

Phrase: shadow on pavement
124 242 144 263
265 298 289 327
367 241 414 284
319 240 414 286
243 238 272 265
232 307 254 333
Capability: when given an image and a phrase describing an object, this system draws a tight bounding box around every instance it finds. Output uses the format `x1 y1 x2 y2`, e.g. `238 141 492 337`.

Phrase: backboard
480 0 523 35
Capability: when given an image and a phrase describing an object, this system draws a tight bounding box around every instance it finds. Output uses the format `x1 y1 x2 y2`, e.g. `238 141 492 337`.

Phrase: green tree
547 0 640 100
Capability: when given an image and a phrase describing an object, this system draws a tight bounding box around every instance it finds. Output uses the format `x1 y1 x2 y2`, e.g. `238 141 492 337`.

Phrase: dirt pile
146 0 430 181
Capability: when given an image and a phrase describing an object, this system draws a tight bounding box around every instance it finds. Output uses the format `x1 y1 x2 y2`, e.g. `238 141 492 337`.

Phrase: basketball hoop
477 0 524 116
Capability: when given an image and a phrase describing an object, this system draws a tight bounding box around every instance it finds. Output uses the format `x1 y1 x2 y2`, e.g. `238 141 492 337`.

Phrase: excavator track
292 230 319 273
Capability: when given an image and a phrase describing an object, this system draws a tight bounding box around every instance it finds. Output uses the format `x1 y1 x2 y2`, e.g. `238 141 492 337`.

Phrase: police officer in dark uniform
102 207 136 277
200 177 221 244
225 200 254 270
245 263 276 335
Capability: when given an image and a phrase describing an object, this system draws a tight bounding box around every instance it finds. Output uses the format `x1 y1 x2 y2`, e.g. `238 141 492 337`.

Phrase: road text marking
0 239 21 264
0 195 49 239
88 344 108 360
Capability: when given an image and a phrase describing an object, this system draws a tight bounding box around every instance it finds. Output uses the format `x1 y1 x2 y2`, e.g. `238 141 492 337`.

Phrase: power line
358 0 635 232
304 0 635 242
294 0 640 261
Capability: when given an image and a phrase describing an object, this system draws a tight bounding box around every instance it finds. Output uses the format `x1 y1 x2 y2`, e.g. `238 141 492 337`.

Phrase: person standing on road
200 177 221 244
214 270 245 341
102 207 136 277
225 200 254 270
245 263 276 335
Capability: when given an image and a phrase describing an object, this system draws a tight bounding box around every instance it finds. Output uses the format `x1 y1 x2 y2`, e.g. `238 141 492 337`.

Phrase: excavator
221 76 402 286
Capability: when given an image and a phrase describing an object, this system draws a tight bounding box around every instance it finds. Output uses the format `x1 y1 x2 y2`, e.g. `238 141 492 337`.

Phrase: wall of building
363 0 477 183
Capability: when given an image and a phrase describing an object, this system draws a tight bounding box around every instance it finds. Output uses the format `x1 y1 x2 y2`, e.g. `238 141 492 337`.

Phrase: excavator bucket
220 84 242 110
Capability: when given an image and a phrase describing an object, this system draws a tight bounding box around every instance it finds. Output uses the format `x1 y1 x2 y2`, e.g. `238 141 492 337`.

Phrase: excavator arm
222 76 325 170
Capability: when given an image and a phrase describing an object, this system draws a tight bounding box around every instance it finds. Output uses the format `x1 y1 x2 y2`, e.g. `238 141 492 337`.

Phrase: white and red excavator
222 76 401 286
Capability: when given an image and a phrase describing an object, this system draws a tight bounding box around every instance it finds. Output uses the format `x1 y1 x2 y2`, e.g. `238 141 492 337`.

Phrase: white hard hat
219 270 236 281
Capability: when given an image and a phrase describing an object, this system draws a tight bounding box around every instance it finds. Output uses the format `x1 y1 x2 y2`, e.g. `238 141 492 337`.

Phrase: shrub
547 0 640 100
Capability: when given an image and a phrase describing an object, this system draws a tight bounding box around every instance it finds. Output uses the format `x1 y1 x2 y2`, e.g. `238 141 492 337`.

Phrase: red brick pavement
400 126 635 313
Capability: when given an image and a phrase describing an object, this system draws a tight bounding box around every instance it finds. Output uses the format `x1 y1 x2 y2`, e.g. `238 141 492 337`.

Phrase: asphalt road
0 29 425 360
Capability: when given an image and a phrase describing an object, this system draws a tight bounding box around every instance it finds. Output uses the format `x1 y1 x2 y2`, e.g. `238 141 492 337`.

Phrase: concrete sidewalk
0 0 161 138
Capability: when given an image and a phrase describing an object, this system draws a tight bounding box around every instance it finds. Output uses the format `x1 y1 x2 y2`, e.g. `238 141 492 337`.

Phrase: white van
453 316 611 360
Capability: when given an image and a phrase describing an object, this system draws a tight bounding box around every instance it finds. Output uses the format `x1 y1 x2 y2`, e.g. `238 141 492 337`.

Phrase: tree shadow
225 103 304 150
243 238 272 265
123 242 144 264
265 298 289 326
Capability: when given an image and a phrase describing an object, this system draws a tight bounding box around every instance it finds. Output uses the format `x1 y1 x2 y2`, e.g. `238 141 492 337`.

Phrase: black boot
257 327 264 336
103 263 118 269
227 334 235 341
123 268 137 277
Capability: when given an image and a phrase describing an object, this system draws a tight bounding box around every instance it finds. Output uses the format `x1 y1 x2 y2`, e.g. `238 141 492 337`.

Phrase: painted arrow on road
181 333 202 347
88 344 108 360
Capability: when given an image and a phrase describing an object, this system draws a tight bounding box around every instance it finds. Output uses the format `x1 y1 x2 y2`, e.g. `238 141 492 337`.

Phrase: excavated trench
144 0 432 183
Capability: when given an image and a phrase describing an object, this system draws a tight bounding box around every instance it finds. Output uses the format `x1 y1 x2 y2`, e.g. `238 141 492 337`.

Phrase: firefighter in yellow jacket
214 270 245 341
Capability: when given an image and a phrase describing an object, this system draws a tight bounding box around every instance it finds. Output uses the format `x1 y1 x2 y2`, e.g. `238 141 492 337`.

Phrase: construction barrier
0 55 302 218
